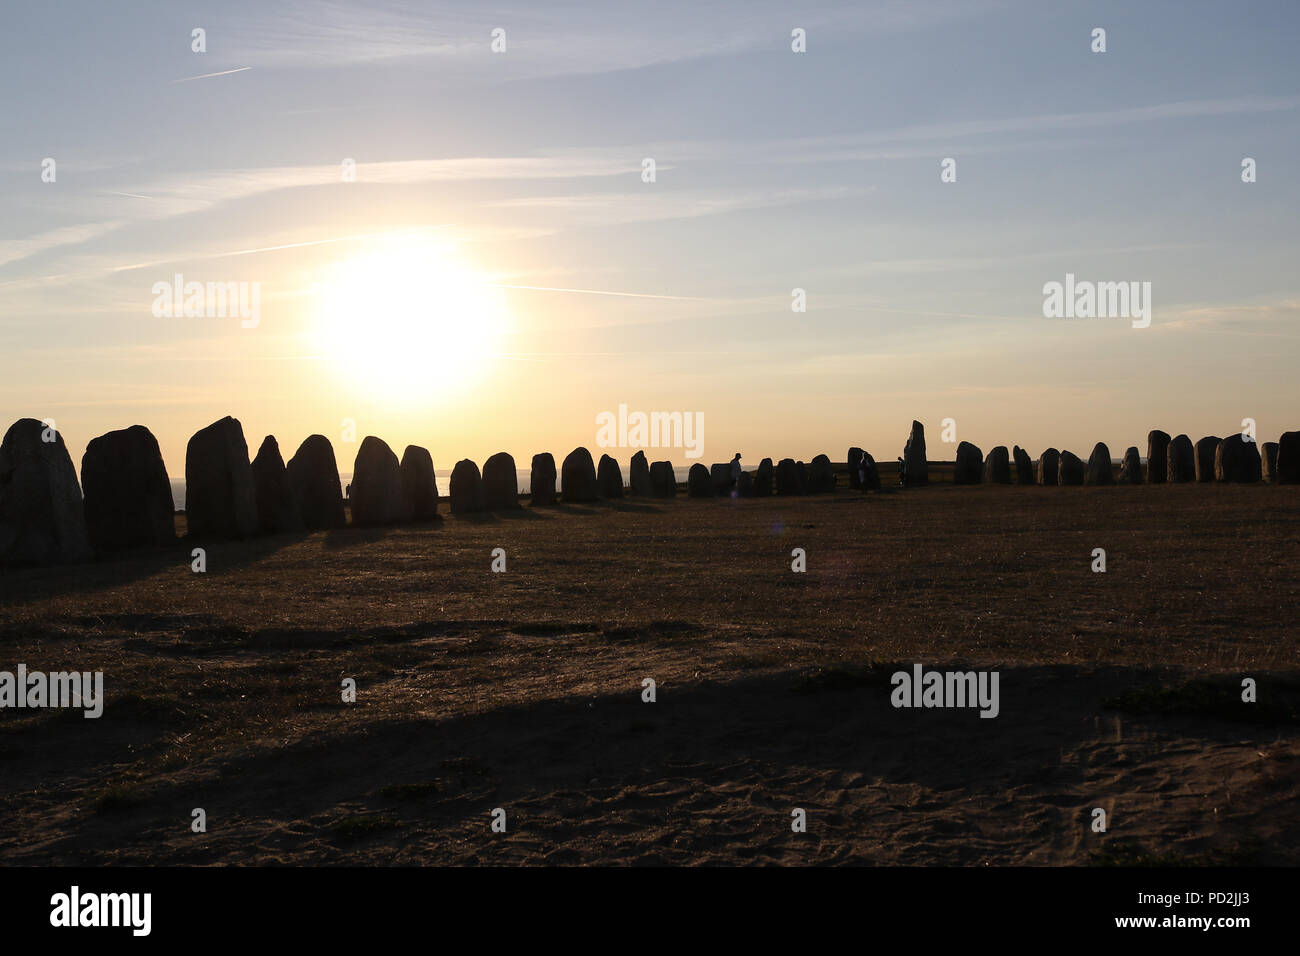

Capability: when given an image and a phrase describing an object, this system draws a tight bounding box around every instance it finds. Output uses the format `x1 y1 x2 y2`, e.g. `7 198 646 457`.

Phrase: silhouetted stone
1147 430 1171 483
953 442 983 484
400 445 439 520
1262 442 1279 483
1037 448 1060 486
858 452 880 491
483 452 521 509
1057 450 1084 486
847 447 864 490
985 446 1012 484
776 458 802 495
1195 437 1221 483
561 447 598 503
0 418 92 564
1118 447 1142 484
1084 443 1114 485
286 435 345 530
185 416 258 539
629 451 653 496
650 461 676 497
251 435 302 534
351 437 409 525
809 454 835 493
530 453 556 506
1277 432 1300 484
736 471 755 497
1013 446 1034 485
1167 434 1196 483
598 455 624 498
1214 434 1261 483
754 457 774 496
796 461 810 494
81 424 175 552
903 420 928 486
449 459 487 513
687 463 711 497
710 463 733 496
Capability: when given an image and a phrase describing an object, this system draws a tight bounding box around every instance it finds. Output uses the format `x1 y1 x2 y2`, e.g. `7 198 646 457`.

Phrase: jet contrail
490 283 706 300
173 67 251 83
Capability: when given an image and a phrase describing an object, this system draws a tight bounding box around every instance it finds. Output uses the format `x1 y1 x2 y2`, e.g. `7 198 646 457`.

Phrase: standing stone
954 442 983 484
629 451 653 496
1085 442 1114 485
1167 434 1196 483
251 436 302 534
1013 446 1034 485
0 418 93 564
483 452 521 510
859 452 880 491
1262 442 1279 483
286 435 345 530
81 424 175 552
710 463 733 496
1214 434 1261 483
1194 437 1221 483
754 457 774 496
903 420 928 486
1118 447 1143 484
796 461 810 494
351 436 409 525
650 461 677 497
1147 430 1171 484
847 447 864 490
1057 451 1084 486
185 416 258 539
1037 448 1060 486
1277 432 1300 484
984 446 1012 484
597 455 625 498
530 453 557 506
400 445 439 519
561 447 598 502
809 454 835 493
776 458 802 495
735 471 755 497
449 459 487 513
687 463 711 498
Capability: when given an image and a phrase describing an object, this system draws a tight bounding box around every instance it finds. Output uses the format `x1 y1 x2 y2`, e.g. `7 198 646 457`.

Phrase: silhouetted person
730 452 742 490
897 456 907 487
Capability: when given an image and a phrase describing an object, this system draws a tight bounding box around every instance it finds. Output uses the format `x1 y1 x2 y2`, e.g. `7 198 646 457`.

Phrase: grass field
1 482 1297 864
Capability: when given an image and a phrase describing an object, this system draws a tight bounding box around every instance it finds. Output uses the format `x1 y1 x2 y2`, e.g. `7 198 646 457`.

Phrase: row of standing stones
1 417 1298 567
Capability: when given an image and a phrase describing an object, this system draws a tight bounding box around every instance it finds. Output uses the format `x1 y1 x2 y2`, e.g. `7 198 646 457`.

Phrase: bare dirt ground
1 483 1297 865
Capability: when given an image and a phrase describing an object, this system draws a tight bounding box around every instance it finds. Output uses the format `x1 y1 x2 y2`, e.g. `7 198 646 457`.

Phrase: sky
2 0 1298 478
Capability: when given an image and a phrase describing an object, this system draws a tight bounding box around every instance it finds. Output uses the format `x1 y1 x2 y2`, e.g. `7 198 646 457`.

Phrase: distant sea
167 467 699 511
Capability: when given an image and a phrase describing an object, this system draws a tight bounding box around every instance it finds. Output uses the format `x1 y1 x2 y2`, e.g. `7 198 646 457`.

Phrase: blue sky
2 0 1298 475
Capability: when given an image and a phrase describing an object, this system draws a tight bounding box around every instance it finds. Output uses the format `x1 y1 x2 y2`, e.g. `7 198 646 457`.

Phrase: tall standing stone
776 458 802 495
598 455 625 498
449 459 487 513
0 418 93 564
847 447 864 490
251 435 302 534
185 416 258 539
286 435 345 530
629 451 653 496
1214 434 1261 483
954 441 983 484
1085 443 1114 485
1118 447 1143 484
903 420 928 486
984 446 1011 484
1262 442 1279 482
1057 450 1084 486
530 453 557 506
1013 446 1034 485
710 463 733 496
1147 430 1171 484
483 452 521 510
1167 434 1196 483
754 457 774 496
400 445 439 520
858 452 880 491
1277 432 1300 484
351 436 409 525
81 424 175 552
809 454 835 493
1037 448 1060 486
650 461 677 497
1194 437 1221 483
687 463 711 497
561 447 598 502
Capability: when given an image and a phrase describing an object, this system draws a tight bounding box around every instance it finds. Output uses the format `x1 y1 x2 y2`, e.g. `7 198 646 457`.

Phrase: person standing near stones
729 452 742 491
897 456 907 486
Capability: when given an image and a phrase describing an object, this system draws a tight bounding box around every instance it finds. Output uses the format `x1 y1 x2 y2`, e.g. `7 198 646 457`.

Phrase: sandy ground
0 484 1296 865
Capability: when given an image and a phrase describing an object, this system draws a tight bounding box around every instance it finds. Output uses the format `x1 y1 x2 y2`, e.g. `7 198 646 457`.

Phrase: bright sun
313 239 509 403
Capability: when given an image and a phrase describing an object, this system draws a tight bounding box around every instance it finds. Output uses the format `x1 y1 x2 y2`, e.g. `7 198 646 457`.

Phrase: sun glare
313 239 509 404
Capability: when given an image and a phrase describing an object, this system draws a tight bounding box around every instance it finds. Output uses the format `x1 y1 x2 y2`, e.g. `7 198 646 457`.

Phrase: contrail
490 283 706 301
173 67 252 83
105 191 155 201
